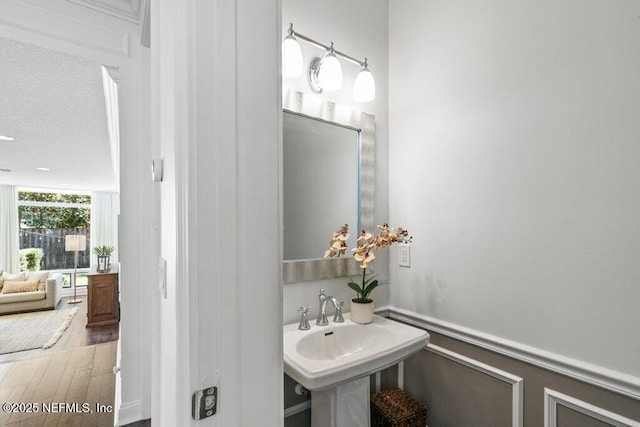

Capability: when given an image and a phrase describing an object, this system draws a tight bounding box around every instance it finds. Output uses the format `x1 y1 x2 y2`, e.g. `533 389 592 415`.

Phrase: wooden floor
0 297 119 364
0 297 119 426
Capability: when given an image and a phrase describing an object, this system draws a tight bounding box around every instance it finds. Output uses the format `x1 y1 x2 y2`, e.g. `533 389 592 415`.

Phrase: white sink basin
284 313 429 391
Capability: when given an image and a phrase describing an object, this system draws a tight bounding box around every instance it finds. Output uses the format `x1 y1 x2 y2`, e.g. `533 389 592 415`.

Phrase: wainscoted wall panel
285 410 311 427
545 389 640 427
425 344 524 427
407 330 640 426
404 349 514 426
556 406 611 427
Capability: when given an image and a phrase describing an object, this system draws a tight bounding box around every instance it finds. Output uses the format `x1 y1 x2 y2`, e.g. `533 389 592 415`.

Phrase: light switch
399 244 410 267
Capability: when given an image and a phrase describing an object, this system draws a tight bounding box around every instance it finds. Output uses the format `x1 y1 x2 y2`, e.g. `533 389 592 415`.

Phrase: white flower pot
350 300 374 324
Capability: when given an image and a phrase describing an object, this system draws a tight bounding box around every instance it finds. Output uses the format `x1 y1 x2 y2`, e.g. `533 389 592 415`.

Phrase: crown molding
65 0 141 24
0 0 131 58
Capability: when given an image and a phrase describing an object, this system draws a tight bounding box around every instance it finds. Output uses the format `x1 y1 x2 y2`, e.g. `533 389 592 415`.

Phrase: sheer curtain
0 185 19 273
90 192 120 267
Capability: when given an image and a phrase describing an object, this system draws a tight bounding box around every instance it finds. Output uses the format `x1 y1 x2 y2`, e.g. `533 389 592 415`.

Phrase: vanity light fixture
316 43 343 91
0 135 15 141
282 23 376 102
282 24 304 77
353 59 375 102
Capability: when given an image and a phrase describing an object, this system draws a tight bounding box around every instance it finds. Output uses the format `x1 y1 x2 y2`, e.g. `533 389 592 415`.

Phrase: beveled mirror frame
282 89 375 283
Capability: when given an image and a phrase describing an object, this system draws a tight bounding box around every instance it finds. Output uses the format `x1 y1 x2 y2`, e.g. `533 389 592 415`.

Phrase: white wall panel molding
0 0 130 58
65 0 141 23
284 401 312 419
388 307 640 400
426 344 524 427
544 388 640 427
101 65 120 188
138 0 149 47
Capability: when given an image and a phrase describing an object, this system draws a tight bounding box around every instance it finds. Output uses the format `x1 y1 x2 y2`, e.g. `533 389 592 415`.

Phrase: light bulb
353 66 375 102
282 34 303 77
318 48 343 91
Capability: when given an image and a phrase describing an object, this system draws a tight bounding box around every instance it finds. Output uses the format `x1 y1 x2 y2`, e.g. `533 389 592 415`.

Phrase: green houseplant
93 245 115 273
325 223 410 324
19 248 44 271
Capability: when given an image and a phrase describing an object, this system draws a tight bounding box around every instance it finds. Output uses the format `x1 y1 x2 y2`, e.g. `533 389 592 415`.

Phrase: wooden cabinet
86 270 119 328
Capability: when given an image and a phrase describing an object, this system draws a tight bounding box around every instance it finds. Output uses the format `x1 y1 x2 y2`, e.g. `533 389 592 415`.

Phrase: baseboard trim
544 388 640 427
117 400 144 426
386 306 640 401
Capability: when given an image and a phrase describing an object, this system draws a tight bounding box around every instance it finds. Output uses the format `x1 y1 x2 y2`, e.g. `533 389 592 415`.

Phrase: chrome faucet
316 289 344 325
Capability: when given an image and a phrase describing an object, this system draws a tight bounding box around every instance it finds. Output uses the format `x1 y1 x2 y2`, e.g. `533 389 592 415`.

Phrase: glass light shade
318 53 343 91
282 35 303 77
353 68 376 102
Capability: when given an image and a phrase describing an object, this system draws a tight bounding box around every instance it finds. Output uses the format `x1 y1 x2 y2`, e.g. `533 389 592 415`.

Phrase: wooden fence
19 227 91 270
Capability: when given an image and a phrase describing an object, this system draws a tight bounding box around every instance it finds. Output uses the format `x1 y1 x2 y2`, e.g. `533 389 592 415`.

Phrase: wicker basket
370 387 427 427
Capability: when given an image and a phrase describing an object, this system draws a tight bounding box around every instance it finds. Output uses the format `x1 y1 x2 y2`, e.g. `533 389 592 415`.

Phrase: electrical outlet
192 386 217 420
399 244 411 267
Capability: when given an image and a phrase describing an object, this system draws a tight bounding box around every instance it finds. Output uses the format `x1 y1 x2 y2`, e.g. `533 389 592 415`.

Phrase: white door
152 0 283 425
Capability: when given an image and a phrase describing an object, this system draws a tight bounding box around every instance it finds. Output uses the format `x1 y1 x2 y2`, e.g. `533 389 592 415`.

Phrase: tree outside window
18 191 91 273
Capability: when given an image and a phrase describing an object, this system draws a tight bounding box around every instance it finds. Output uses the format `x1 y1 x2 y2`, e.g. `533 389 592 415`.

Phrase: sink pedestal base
311 377 370 427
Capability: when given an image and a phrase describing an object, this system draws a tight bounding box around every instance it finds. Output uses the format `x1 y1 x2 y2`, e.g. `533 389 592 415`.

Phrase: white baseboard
386 306 640 401
116 399 144 426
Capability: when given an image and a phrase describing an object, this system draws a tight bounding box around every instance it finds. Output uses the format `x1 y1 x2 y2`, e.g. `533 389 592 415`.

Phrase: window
18 190 91 286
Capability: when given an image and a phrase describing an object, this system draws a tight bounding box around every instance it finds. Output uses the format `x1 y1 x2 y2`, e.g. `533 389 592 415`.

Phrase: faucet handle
298 306 312 330
333 301 345 323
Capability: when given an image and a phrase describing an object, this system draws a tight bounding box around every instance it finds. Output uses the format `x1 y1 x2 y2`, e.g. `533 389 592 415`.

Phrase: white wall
282 0 390 324
389 0 640 378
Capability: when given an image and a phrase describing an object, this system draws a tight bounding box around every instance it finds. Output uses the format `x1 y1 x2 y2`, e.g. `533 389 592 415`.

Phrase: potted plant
19 248 44 271
93 245 115 273
325 223 410 324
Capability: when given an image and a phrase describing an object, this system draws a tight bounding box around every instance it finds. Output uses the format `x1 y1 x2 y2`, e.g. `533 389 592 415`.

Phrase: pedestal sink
284 313 429 427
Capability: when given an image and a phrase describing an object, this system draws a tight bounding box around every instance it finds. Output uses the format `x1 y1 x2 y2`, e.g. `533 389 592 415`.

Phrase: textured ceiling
0 36 116 192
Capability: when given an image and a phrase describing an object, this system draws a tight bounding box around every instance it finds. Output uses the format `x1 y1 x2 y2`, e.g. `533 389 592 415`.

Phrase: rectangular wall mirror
282 90 375 283
283 111 359 261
